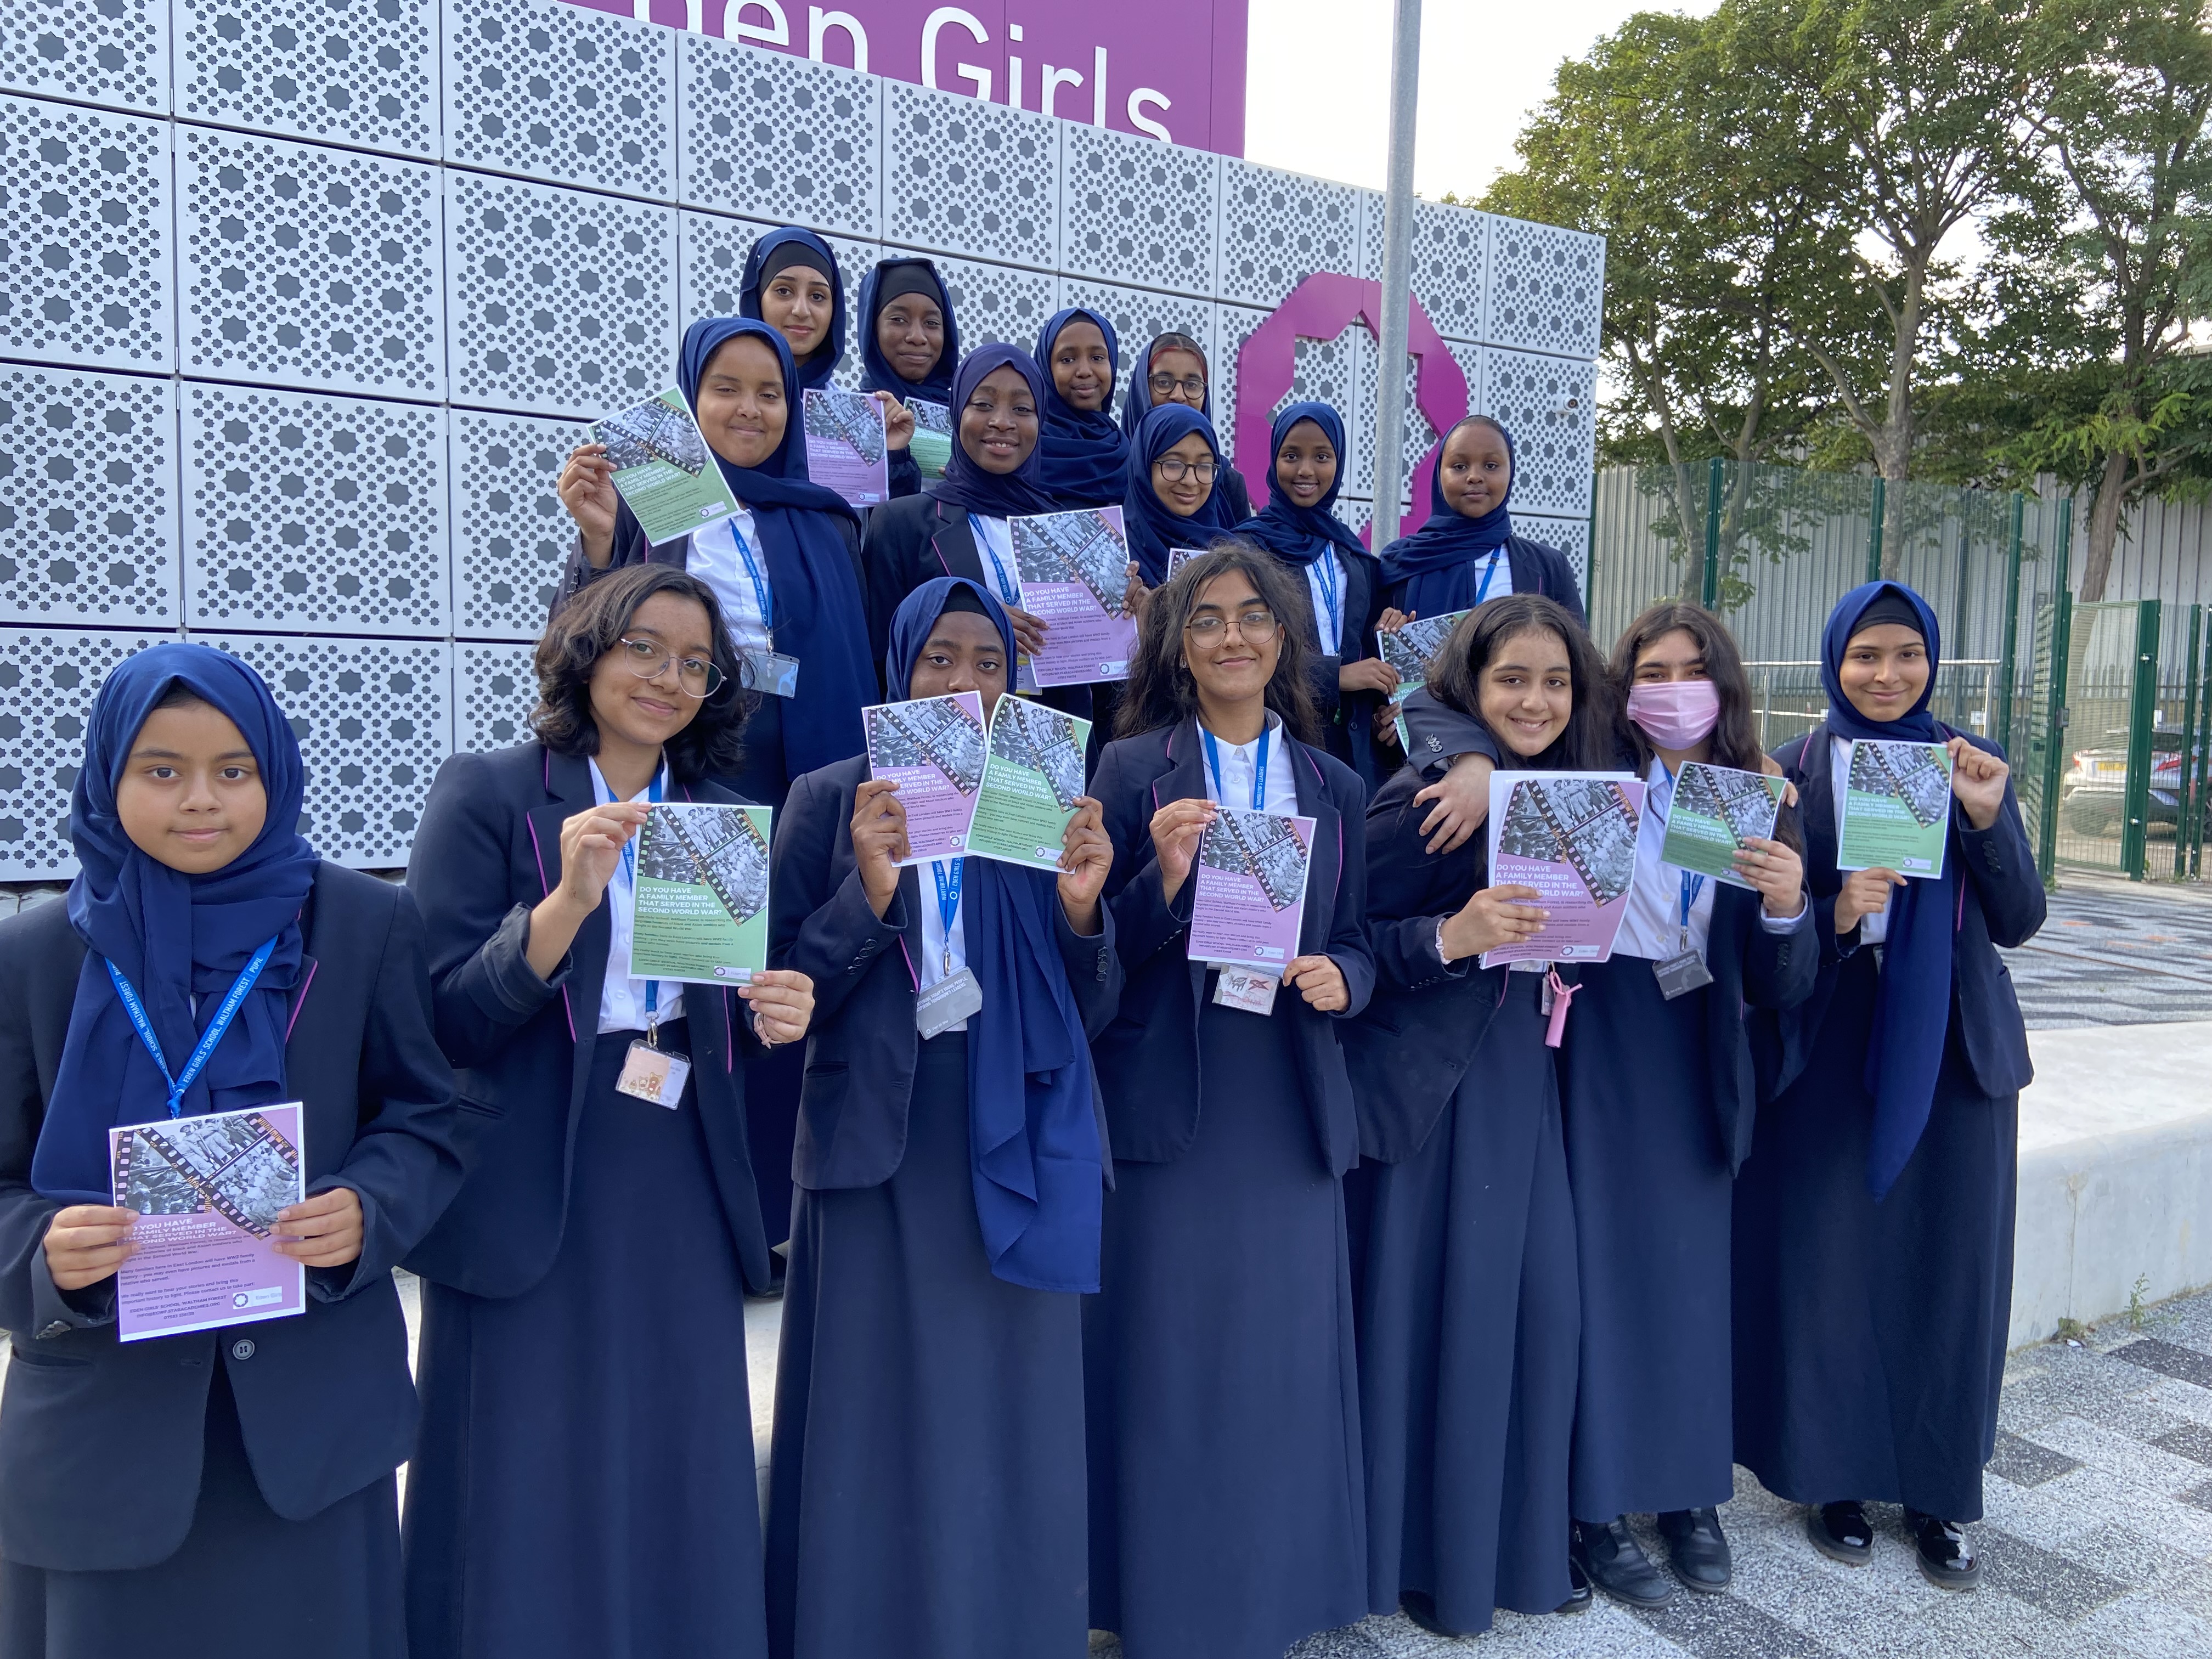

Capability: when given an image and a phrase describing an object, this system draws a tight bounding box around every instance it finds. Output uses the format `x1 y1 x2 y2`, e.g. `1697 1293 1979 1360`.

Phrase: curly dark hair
1115 541 1319 744
1424 592 1613 770
531 565 754 781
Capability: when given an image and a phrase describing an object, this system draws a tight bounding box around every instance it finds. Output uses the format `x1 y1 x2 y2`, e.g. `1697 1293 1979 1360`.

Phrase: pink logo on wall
567 0 1250 154
1232 273 1470 545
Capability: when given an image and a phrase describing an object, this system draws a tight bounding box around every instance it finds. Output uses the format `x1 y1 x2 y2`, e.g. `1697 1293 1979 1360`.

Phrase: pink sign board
567 0 1249 153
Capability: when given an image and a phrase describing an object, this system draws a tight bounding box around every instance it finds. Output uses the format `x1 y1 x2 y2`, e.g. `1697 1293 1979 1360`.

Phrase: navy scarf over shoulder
1032 308 1129 510
924 343 1060 521
885 577 1103 1293
1377 420 1517 616
856 256 958 405
738 226 847 393
1121 402 1240 586
1236 401 1372 573
1820 580 1958 1200
34 644 319 1204
677 315 873 775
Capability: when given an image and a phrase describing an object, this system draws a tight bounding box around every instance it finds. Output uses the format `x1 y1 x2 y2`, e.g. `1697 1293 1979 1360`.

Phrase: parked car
2060 726 2199 837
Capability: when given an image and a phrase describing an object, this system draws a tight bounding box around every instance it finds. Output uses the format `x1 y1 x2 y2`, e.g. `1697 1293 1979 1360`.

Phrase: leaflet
1482 771 1647 967
967 696 1093 871
1188 808 1317 975
1164 546 1207 580
627 802 775 984
1838 738 1953 877
589 389 741 547
803 387 891 509
1660 761 1787 889
110 1102 306 1343
907 397 953 481
1376 608 1473 750
1010 506 1138 687
865 692 987 865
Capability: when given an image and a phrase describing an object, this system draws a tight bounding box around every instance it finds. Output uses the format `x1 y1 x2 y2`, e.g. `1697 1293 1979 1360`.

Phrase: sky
1242 0 1720 200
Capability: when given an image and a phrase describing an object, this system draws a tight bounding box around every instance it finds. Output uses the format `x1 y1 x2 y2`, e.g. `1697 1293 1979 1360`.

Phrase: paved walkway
2002 874 2212 1029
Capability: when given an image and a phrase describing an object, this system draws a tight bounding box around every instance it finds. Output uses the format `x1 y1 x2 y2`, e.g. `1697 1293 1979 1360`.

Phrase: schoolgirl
400 565 816 1659
0 643 461 1659
1033 308 1131 510
1115 330 1254 520
738 226 847 393
1085 545 1373 1659
1554 603 1814 1605
856 256 958 499
1341 594 1596 1637
1235 401 1394 785
1120 402 1243 589
1375 417 1586 629
1733 582 2043 1588
763 577 1119 1659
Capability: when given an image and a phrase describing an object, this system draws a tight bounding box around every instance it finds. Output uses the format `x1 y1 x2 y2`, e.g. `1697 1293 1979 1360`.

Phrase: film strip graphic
1012 510 1132 618
1519 779 1641 905
803 388 888 465
120 1113 301 1240
595 397 709 477
661 807 772 925
990 698 1086 809
1850 742 1950 827
1674 765 1781 847
1201 809 1309 911
1378 612 1461 686
872 699 987 793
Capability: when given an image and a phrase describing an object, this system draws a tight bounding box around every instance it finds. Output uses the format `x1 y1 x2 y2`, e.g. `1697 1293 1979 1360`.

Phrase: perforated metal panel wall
0 0 1601 878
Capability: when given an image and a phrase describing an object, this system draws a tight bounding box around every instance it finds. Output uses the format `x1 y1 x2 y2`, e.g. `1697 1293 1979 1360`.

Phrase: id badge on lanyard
730 520 800 697
1653 869 1713 1000
917 859 983 1037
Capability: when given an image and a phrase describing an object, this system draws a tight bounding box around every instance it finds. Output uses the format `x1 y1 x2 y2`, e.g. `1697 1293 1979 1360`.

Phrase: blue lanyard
932 858 964 974
730 518 774 634
1473 550 1504 605
1678 871 1706 932
969 515 1020 606
108 936 280 1119
1201 724 1271 810
1312 553 1341 645
597 765 666 1019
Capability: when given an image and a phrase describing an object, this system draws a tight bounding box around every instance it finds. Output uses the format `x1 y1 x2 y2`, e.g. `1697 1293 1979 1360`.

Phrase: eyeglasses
1154 456 1220 483
1148 372 1206 398
616 637 724 697
1184 608 1278 643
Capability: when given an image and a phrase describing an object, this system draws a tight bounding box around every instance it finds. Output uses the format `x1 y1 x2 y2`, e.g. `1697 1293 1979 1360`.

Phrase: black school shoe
1571 1517 1675 1606
1657 1506 1733 1592
1905 1508 1984 1589
1397 1590 1458 1638
1805 1500 1875 1566
1556 1556 1593 1615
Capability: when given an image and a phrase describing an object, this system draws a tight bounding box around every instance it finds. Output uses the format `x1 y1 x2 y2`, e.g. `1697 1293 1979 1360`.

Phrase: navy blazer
1287 548 1387 788
0 866 461 1572
1380 533 1588 632
1090 719 1375 1175
1758 724 2044 1104
402 743 770 1299
768 753 1122 1190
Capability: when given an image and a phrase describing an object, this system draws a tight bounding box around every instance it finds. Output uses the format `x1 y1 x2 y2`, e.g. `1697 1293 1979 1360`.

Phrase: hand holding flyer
865 693 988 865
1838 739 1954 876
907 397 954 480
626 803 776 984
589 389 742 547
1376 609 1473 749
1482 771 1647 967
966 695 1093 870
1659 761 1787 889
1010 507 1139 687
803 387 892 509
1187 808 1317 976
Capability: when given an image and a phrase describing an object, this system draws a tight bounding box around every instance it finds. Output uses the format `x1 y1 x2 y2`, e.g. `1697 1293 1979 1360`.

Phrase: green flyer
908 398 954 480
628 803 775 983
966 696 1093 871
1838 739 1953 877
590 389 741 547
1658 761 1787 889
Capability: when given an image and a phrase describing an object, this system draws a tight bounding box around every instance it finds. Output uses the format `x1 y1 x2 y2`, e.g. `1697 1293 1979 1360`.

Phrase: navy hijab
1378 417 1517 616
738 227 847 393
675 316 873 777
1032 308 1129 509
1819 580 1958 1200
857 257 957 405
885 578 1104 1293
1115 331 1215 445
927 343 1059 520
1238 402 1370 571
1121 403 1241 586
33 644 319 1204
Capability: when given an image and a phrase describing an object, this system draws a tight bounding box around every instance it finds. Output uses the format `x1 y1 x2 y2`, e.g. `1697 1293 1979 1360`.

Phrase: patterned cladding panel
1517 512 1590 591
446 172 677 418
198 632 451 867
0 97 173 371
1059 122 1217 297
677 211 876 392
178 0 438 157
0 366 178 627
1479 347 1596 517
443 0 675 199
2 0 168 114
882 80 1056 268
1216 159 1359 310
1486 216 1605 360
0 628 175 879
182 384 449 634
177 126 443 396
896 249 1056 351
449 408 588 639
1215 303 1364 489
1357 194 1488 345
1051 280 1214 427
456 639 539 752
678 33 879 238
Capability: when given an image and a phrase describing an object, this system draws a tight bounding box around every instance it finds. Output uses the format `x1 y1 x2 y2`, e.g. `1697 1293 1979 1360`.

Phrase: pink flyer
1187 809 1317 975
1481 771 1648 968
1009 507 1139 687
864 692 987 866
802 387 891 509
109 1101 306 1344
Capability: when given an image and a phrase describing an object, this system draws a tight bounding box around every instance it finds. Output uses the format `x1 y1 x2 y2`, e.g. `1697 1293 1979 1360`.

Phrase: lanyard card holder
738 648 800 698
1652 870 1712 1000
917 968 983 1037
615 1030 691 1109
1212 963 1279 1015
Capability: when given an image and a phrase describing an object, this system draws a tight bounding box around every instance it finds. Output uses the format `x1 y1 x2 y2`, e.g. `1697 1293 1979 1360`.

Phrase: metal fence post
1867 477 1885 583
2123 599 2163 880
1701 456 1723 608
2035 505 2074 883
2196 608 2212 878
1997 492 2024 753
2177 603 2203 879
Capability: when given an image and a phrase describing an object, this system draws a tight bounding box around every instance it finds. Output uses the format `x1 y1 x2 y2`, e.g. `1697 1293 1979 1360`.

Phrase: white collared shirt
1830 737 1892 945
1304 552 1346 655
687 506 771 653
589 758 686 1034
916 856 970 1034
1198 712 1298 815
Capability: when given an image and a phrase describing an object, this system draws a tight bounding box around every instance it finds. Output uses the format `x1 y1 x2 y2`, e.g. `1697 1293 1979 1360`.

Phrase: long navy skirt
765 1034 1089 1659
403 1022 768 1659
1084 997 1366 1659
1356 970 1578 1634
1558 957 1734 1522
1733 951 2018 1522
0 1363 403 1659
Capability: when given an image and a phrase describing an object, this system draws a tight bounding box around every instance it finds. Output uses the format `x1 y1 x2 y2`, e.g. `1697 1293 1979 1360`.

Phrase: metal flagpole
1370 0 1423 549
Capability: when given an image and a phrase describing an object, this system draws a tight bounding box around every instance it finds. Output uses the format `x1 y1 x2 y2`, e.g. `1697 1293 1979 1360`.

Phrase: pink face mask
1627 679 1722 749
